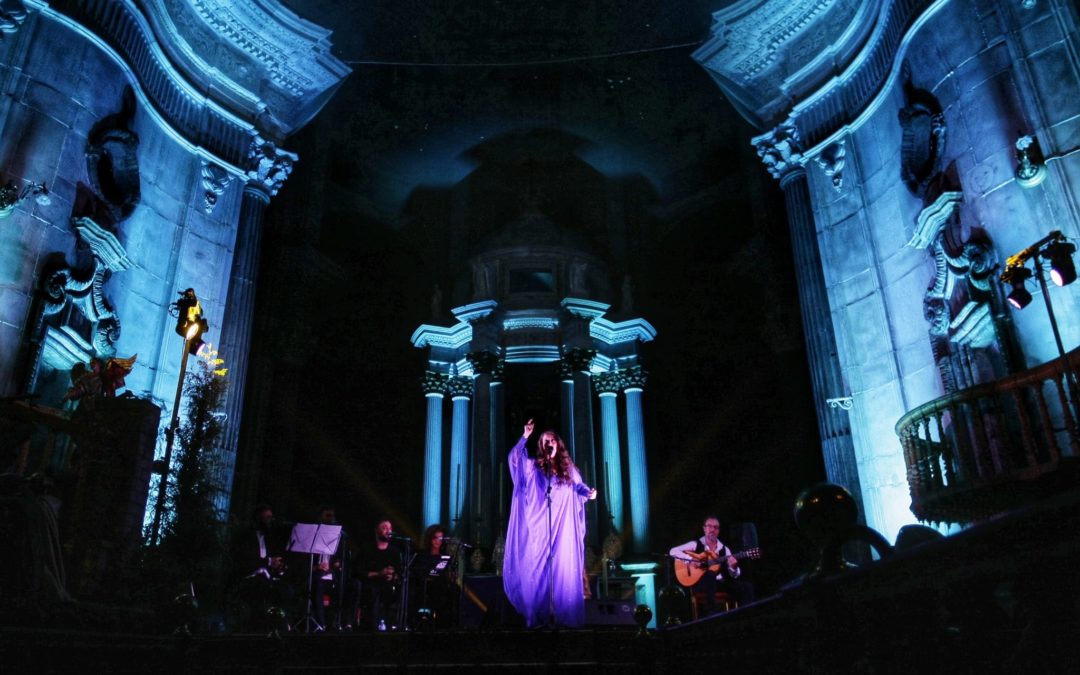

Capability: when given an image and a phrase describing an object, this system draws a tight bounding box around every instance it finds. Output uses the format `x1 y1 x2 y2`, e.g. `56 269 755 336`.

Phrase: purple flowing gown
502 436 593 627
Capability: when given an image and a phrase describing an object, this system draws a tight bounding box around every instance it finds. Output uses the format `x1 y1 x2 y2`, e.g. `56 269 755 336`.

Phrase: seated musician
668 515 755 615
231 503 291 629
307 505 360 631
359 518 404 630
410 524 457 629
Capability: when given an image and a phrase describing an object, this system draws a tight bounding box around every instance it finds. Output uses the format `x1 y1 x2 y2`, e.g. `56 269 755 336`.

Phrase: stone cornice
590 317 657 346
32 0 348 175
411 322 472 350
696 0 947 156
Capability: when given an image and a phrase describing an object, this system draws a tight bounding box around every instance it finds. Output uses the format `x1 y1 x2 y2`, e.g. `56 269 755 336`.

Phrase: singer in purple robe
503 419 597 627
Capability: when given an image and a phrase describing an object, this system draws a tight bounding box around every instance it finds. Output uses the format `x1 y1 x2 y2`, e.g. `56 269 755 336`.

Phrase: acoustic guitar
673 547 761 587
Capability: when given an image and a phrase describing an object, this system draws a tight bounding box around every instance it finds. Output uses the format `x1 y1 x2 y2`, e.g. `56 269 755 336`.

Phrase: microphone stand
546 478 555 629
393 538 416 631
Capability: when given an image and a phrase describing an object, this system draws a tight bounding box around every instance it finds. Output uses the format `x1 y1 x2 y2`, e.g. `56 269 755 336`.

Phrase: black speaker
584 599 637 627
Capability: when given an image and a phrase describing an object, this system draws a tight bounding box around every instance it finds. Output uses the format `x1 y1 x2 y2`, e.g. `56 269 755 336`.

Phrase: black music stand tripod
288 522 342 633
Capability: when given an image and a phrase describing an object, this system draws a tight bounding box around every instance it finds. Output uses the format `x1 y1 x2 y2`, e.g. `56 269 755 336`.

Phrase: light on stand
149 288 211 546
1000 231 1080 425
1001 265 1033 310
1044 241 1077 287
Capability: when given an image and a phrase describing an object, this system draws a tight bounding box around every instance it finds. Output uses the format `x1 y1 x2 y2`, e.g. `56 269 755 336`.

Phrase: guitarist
668 516 754 614
231 503 292 630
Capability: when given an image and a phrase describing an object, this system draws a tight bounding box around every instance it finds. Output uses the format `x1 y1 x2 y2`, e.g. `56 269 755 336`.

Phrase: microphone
387 533 413 542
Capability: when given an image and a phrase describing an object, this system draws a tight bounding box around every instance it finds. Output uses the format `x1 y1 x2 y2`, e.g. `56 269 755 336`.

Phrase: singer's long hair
421 524 446 554
535 430 575 483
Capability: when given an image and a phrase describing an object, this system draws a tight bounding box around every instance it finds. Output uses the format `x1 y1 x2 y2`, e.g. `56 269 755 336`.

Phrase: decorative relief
710 0 845 82
753 121 804 180
620 365 648 391
86 87 142 223
898 72 947 199
201 162 233 213
446 376 474 399
593 372 623 396
187 0 330 97
245 136 297 196
0 1 27 41
815 139 846 191
421 370 448 396
466 351 505 381
560 348 597 375
41 218 134 356
913 191 1004 391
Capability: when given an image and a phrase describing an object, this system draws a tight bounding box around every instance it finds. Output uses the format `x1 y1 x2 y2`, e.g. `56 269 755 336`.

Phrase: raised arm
507 419 535 485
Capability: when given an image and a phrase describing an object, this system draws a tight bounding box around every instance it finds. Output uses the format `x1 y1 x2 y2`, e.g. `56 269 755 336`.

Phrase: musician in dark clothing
410 524 457 629
668 516 755 615
231 503 291 629
359 518 405 630
306 505 360 630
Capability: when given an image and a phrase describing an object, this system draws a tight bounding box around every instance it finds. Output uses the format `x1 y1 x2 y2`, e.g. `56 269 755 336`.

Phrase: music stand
288 522 342 632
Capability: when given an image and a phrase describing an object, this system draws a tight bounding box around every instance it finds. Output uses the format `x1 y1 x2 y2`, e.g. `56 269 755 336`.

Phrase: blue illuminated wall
697 0 1080 540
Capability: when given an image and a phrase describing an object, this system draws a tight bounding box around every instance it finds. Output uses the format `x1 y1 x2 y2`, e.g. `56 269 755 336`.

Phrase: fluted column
753 123 864 510
447 376 472 534
467 350 504 546
422 371 447 527
562 348 598 546
216 138 297 517
558 359 576 458
622 366 650 552
594 372 624 535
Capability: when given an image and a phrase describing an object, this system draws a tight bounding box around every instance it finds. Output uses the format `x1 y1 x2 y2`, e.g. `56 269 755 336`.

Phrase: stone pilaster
215 138 297 516
753 123 865 514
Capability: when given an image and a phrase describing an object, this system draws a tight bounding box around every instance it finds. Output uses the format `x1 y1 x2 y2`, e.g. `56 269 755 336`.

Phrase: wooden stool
690 590 736 619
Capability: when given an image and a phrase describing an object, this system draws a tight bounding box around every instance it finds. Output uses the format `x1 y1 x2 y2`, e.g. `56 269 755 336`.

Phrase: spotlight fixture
1002 266 1033 309
1044 241 1077 287
173 288 209 355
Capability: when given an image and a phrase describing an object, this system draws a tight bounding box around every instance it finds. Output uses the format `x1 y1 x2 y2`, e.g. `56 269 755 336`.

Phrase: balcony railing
895 349 1080 523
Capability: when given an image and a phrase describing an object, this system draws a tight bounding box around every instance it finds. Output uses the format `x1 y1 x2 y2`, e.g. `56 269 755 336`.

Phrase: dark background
238 0 827 594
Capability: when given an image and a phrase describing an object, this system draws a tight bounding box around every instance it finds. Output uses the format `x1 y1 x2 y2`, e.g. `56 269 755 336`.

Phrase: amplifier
584 599 637 627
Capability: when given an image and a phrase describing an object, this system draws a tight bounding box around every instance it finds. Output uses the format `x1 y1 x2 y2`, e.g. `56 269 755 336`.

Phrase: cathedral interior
1 0 1078 671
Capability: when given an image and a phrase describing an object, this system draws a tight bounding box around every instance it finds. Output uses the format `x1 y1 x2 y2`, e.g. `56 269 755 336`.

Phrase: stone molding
201 162 233 214
32 0 347 173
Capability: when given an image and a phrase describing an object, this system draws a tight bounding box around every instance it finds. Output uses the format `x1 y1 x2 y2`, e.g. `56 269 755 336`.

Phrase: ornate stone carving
41 218 134 357
246 136 297 196
753 121 804 180
467 351 505 381
815 140 846 191
201 162 233 213
898 73 947 199
86 87 142 223
446 376 474 399
421 370 447 396
0 1 27 42
620 365 648 391
561 348 597 375
593 372 623 396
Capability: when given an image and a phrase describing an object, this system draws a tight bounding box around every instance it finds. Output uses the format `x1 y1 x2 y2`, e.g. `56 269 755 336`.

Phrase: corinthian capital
421 371 448 396
620 365 648 391
593 372 623 396
752 121 804 181
446 376 474 399
246 136 298 196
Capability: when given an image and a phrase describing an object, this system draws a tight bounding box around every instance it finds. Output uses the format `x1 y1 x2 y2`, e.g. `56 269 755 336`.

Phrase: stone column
422 371 447 527
562 348 599 546
467 350 503 546
215 137 296 516
447 376 473 535
594 371 624 535
558 359 576 458
622 366 650 552
754 123 864 511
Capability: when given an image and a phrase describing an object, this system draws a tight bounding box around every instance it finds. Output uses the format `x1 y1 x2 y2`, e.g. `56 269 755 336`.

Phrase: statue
430 283 443 321
621 275 634 314
62 354 137 402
